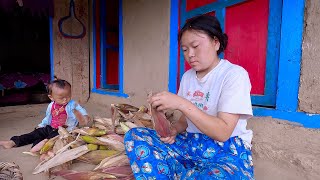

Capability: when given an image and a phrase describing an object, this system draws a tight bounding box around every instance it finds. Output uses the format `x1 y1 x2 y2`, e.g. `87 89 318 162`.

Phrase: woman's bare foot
30 139 48 153
0 140 16 149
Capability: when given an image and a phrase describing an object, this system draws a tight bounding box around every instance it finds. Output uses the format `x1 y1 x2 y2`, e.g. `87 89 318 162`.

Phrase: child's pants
10 125 59 147
124 127 254 180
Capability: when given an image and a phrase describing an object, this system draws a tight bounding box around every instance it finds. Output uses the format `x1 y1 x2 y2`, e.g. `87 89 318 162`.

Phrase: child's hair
47 79 71 95
178 14 228 55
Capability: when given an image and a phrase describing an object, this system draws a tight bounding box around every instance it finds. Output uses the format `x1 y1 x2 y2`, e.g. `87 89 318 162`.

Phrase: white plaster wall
89 0 171 108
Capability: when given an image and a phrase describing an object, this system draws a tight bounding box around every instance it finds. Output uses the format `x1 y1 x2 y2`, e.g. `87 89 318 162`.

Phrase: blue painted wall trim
119 0 125 94
91 0 128 98
49 17 54 80
251 0 282 107
168 0 179 93
92 0 97 89
254 108 320 128
275 0 304 112
100 0 107 88
253 0 320 128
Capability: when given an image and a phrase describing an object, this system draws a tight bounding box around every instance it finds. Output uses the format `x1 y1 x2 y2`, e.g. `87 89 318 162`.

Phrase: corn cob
77 150 118 165
81 136 125 151
98 145 108 150
40 136 59 155
87 144 99 151
53 170 117 179
120 122 130 133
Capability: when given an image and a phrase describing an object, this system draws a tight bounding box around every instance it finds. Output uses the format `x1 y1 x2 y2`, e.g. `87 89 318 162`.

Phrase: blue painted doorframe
177 0 282 107
169 0 320 128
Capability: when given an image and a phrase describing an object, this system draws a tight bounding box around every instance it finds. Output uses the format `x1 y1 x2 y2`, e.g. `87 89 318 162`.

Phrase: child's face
181 30 220 76
48 85 71 105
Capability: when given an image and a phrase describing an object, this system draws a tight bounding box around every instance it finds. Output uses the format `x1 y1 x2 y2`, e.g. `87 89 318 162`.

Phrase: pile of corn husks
27 103 170 180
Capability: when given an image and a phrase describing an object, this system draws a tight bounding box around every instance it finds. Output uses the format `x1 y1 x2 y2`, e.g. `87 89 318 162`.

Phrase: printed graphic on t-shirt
189 90 210 112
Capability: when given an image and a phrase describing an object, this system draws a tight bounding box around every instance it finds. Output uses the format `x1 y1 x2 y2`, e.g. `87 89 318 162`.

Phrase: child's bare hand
148 91 184 111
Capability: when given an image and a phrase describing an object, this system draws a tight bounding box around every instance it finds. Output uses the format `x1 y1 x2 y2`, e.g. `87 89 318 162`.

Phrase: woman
124 14 254 180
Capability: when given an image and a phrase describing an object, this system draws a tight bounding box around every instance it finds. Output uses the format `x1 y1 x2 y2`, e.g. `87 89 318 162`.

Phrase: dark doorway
0 7 51 106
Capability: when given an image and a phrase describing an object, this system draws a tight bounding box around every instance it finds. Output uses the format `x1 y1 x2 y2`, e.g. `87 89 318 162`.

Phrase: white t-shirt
177 59 253 144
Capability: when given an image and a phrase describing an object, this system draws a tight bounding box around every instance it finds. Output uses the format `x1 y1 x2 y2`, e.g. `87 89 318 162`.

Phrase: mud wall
89 0 171 107
53 0 89 103
299 0 320 114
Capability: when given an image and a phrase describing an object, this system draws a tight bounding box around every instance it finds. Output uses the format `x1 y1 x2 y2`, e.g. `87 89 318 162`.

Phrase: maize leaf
94 152 129 170
22 151 39 156
81 136 125 151
96 137 125 151
77 150 119 165
58 126 71 138
72 127 107 137
33 145 90 174
49 137 72 178
102 134 124 143
115 125 125 135
52 170 117 180
92 122 109 130
98 165 133 178
87 144 99 151
120 122 130 133
151 108 171 137
125 121 138 129
40 136 59 154
138 105 148 113
114 104 139 114
70 139 86 149
148 92 171 137
94 117 113 127
98 145 108 150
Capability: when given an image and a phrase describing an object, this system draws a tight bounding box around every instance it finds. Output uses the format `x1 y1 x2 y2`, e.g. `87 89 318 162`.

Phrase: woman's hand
160 126 178 144
148 91 185 111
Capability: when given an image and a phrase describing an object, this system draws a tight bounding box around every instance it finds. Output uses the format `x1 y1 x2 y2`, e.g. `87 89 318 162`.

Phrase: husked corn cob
40 136 58 155
85 128 107 136
81 136 101 145
87 144 99 151
98 145 108 150
77 150 119 165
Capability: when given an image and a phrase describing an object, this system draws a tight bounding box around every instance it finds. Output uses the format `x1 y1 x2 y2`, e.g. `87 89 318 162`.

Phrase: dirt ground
0 103 319 180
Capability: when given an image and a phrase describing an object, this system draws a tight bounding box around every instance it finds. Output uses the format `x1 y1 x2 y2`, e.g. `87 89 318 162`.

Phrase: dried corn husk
94 152 129 170
120 122 130 133
72 127 107 137
124 121 138 129
81 136 124 151
102 134 124 143
22 151 39 156
58 126 71 138
87 144 99 151
115 126 125 135
98 145 108 150
49 137 72 177
98 165 133 178
92 122 109 130
77 150 119 165
33 145 90 174
148 93 171 137
40 136 59 154
113 104 139 114
53 170 117 180
94 117 113 127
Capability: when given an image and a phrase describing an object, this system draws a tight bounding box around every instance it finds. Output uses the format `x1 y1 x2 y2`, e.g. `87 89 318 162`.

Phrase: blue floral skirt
124 127 254 180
